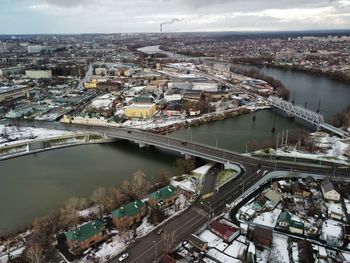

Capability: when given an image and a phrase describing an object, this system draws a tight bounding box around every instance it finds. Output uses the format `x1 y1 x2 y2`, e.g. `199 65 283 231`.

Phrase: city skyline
1 0 350 34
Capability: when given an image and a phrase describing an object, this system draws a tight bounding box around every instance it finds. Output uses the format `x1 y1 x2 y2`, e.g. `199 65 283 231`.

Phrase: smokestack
160 24 163 33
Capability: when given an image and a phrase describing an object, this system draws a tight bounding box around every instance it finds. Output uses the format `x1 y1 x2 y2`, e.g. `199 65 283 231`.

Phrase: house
344 225 350 241
277 211 291 228
187 234 208 252
291 182 312 198
64 220 107 255
321 181 340 201
211 220 240 243
305 176 318 187
263 189 282 208
297 240 315 263
252 226 273 248
149 185 178 208
112 200 146 230
277 211 304 234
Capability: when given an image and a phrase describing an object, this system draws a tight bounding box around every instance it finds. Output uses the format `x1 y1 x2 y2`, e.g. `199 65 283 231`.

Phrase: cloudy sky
1 0 350 34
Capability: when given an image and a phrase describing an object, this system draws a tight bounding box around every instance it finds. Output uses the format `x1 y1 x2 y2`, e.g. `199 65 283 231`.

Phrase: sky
1 0 350 34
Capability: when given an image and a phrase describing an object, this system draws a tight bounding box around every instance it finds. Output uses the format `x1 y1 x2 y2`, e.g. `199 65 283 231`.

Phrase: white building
27 45 44 53
321 181 341 201
25 70 52 79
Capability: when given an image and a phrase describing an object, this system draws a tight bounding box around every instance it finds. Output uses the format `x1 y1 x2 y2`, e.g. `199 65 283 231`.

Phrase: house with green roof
277 211 304 234
64 220 107 255
149 185 178 209
111 200 146 230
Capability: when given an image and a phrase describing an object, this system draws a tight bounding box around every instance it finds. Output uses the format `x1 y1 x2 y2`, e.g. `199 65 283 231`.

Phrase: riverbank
233 61 350 86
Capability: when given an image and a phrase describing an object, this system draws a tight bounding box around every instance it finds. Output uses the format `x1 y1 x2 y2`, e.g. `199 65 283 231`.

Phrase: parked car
119 253 128 262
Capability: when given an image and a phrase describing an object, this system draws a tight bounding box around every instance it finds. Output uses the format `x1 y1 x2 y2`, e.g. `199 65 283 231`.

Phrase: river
1 46 349 236
0 141 177 236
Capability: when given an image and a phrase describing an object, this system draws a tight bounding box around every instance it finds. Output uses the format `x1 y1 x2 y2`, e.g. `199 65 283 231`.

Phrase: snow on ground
87 234 125 262
271 234 290 263
171 177 196 194
0 246 25 263
345 199 350 214
192 163 215 175
0 124 77 147
326 202 344 217
253 209 281 228
199 230 227 251
136 216 154 238
207 248 241 263
224 240 247 259
256 248 270 263
165 63 196 71
79 206 99 218
321 219 342 240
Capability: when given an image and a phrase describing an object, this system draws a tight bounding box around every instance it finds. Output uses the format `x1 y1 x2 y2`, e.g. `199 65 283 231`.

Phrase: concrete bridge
268 96 349 138
9 120 349 178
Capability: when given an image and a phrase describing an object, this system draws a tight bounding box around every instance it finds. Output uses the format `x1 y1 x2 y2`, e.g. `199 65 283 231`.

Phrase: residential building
277 211 304 234
211 220 240 243
64 220 107 255
291 182 312 198
253 226 272 248
149 185 178 208
124 103 156 119
25 70 52 79
187 234 208 252
321 181 341 201
111 200 146 230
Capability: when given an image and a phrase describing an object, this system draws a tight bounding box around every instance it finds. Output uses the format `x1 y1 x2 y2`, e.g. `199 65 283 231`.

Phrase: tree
160 230 177 254
175 158 195 176
59 197 87 228
90 187 108 218
121 170 150 200
155 170 172 187
25 244 45 263
107 187 129 212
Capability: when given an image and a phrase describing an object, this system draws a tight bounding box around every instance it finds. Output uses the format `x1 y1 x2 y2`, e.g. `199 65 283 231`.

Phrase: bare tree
121 170 150 200
107 187 128 212
90 187 108 217
175 158 195 176
25 244 45 263
160 230 177 255
155 170 172 186
59 197 86 228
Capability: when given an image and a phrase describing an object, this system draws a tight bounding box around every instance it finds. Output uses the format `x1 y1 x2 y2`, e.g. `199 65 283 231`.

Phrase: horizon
1 0 350 34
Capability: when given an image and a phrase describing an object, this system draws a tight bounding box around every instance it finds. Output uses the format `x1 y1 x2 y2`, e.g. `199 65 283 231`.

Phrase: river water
0 46 349 236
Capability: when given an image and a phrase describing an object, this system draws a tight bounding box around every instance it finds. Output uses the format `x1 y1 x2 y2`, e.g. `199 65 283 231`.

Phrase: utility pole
281 130 284 148
285 129 289 148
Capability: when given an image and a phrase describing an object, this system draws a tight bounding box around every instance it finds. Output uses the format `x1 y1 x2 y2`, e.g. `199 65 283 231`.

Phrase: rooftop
65 220 105 243
111 200 145 219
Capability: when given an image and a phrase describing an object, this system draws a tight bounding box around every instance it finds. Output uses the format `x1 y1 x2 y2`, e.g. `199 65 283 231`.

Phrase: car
156 228 164 235
127 130 132 134
118 253 129 262
181 141 187 145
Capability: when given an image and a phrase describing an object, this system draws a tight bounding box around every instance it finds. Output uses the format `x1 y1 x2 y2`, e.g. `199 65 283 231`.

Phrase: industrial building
124 103 157 119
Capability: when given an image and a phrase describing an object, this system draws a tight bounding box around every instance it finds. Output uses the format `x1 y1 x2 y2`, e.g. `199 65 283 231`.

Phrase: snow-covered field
321 219 343 240
271 234 290 263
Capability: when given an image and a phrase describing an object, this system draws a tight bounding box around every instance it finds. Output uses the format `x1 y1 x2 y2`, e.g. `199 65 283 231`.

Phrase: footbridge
268 96 349 138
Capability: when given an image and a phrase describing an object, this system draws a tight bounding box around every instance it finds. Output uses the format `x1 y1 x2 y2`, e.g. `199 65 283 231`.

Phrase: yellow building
124 103 156 119
84 79 97 89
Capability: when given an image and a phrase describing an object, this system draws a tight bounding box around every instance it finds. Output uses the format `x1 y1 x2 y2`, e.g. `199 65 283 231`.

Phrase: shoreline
232 61 350 86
